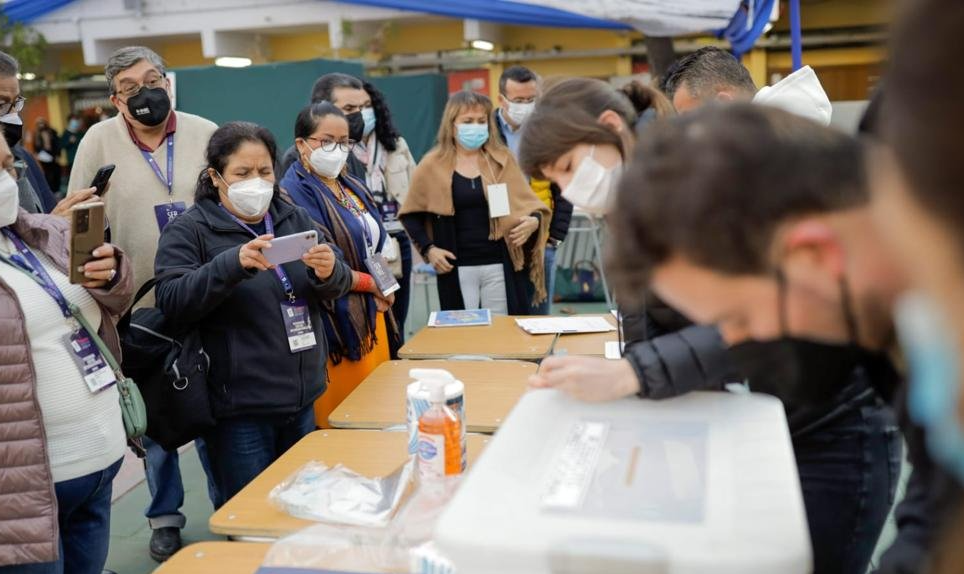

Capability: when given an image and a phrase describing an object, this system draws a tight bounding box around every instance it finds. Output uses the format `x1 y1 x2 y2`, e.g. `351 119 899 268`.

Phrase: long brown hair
518 77 673 180
434 90 507 164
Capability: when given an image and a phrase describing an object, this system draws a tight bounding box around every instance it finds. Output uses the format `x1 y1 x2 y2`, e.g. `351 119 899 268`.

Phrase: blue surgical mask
361 107 376 138
456 123 488 150
895 292 964 482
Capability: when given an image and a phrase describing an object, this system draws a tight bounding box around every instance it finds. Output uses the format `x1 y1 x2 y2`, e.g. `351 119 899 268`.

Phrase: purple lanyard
219 207 296 302
141 133 175 197
1 227 78 322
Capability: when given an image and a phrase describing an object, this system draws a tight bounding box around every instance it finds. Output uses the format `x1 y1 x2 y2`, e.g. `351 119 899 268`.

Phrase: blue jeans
532 245 558 315
143 437 219 528
203 405 317 507
0 458 122 574
796 404 902 574
388 232 413 358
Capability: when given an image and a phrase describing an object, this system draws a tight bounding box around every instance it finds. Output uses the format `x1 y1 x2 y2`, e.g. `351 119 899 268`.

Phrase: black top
154 196 353 418
451 172 502 266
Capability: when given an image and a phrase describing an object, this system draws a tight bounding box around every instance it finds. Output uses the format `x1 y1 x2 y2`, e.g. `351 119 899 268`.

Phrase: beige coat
0 210 133 567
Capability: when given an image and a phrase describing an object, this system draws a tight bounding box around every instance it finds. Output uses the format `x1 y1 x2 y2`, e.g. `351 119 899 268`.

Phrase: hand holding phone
262 230 318 266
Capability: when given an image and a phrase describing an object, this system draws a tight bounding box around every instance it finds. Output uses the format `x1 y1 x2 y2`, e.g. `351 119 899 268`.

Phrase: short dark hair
196 121 279 203
882 0 964 237
310 73 364 104
519 78 643 179
0 51 19 79
607 104 867 306
662 47 757 101
499 65 538 95
294 101 347 140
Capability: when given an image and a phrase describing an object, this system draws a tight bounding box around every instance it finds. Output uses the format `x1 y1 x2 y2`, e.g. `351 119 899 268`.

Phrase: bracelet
354 272 375 293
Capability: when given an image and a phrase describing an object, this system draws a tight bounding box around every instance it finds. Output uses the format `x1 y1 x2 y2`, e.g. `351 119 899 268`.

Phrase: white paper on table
516 316 617 335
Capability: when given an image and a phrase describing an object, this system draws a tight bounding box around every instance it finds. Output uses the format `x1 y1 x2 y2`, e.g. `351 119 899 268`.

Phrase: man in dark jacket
581 102 953 574
494 65 573 314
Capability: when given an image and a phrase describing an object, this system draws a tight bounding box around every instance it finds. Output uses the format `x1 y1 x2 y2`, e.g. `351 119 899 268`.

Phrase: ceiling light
470 40 495 52
215 57 252 68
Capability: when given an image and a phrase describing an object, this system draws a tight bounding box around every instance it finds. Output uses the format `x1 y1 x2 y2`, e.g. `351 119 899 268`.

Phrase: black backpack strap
118 268 192 331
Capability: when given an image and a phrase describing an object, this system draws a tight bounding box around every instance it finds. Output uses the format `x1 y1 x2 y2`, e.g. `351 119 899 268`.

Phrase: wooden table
329 360 535 432
398 315 554 360
210 430 489 540
552 314 619 358
156 542 267 574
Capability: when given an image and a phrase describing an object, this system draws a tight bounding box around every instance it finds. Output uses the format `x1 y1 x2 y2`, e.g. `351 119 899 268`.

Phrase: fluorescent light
470 40 495 51
215 57 252 68
763 22 774 34
15 72 36 80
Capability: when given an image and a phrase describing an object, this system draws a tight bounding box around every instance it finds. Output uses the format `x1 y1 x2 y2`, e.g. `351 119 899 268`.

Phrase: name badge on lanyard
0 229 116 393
221 207 318 353
486 183 511 218
358 211 400 297
145 134 186 232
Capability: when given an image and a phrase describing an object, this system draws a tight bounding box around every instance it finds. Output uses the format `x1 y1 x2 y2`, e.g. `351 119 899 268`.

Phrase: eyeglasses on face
0 95 26 117
115 73 165 99
306 137 355 153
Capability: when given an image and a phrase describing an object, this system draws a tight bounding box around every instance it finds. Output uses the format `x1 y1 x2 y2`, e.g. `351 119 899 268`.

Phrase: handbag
118 269 215 451
554 260 607 303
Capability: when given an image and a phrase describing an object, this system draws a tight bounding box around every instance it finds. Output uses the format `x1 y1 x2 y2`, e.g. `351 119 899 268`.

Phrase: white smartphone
262 230 318 266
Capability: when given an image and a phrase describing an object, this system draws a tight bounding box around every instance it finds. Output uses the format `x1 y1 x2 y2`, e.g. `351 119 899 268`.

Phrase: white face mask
0 170 19 227
506 101 535 126
561 146 621 216
222 174 274 218
309 146 349 179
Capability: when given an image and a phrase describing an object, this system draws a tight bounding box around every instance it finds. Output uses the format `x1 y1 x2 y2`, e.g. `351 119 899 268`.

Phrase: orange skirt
313 314 390 428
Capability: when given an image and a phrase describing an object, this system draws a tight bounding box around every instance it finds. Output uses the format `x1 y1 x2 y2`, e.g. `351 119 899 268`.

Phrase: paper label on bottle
417 432 446 481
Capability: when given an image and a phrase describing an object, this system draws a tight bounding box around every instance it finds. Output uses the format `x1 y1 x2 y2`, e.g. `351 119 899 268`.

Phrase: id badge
154 201 187 232
281 299 317 353
65 329 117 393
365 253 401 297
487 183 511 218
381 201 404 233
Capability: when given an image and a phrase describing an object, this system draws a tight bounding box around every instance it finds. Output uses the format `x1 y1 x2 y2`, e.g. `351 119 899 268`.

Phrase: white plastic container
435 390 811 574
407 369 466 471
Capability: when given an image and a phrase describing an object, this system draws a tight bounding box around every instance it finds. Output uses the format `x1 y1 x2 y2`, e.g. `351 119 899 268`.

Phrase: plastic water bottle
417 377 463 481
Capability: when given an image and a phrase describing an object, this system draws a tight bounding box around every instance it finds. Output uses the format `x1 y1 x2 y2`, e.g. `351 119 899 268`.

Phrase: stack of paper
515 317 616 335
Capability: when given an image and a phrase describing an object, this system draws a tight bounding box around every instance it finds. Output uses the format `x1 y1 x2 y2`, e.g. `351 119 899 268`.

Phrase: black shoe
149 527 182 563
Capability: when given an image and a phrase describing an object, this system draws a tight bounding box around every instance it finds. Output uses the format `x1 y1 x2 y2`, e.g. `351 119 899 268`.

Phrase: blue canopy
339 0 631 30
1 0 78 23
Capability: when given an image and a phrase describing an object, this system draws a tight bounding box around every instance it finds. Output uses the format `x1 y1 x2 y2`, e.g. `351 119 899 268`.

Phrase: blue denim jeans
143 436 219 528
0 458 122 574
532 245 558 315
203 405 317 507
796 404 902 574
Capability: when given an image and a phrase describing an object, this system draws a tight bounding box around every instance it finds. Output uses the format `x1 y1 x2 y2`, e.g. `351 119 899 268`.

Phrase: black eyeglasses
307 137 355 153
0 96 26 117
115 74 165 99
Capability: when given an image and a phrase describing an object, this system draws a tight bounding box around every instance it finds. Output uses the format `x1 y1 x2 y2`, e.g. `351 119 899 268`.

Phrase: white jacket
753 66 833 126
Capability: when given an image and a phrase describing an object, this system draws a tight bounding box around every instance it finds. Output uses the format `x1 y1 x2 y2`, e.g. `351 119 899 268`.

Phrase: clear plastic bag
262 475 462 572
268 459 414 528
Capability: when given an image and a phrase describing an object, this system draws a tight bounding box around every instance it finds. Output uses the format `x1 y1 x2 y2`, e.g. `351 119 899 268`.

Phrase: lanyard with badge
369 143 404 233
335 184 400 297
482 153 511 218
0 228 117 393
221 207 317 353
144 134 186 232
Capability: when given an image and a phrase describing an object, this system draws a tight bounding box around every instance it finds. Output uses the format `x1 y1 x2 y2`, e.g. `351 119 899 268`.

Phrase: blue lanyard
219 207 296 302
0 227 80 325
141 133 174 196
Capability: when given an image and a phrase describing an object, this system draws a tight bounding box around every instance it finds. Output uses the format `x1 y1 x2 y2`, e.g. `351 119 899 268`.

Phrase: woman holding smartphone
0 137 134 573
153 121 353 503
281 102 398 427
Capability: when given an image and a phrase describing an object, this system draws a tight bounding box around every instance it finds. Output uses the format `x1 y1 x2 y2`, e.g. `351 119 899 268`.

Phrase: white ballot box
436 390 811 574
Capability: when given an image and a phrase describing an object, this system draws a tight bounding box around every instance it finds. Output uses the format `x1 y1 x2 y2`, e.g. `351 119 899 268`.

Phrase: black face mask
728 272 871 405
346 111 365 142
125 87 171 127
2 121 22 148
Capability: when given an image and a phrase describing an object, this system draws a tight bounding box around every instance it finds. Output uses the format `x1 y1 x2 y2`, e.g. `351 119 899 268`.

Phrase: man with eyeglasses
66 45 218 563
0 51 58 215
